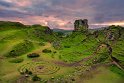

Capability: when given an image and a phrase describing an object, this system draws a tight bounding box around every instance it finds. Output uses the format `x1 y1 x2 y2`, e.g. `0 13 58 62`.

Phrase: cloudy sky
0 0 124 29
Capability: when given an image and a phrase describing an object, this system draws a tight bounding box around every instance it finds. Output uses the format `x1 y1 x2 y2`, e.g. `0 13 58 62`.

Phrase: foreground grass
0 27 124 83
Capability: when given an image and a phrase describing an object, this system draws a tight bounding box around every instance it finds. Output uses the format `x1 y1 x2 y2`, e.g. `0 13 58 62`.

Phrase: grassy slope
0 22 74 82
83 66 124 83
58 32 98 62
0 22 124 83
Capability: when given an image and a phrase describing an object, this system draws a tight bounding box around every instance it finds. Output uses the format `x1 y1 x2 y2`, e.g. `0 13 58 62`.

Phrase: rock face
104 25 123 41
44 27 53 34
74 19 89 32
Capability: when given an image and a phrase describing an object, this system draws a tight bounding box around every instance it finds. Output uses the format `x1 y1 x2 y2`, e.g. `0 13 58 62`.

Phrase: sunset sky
0 0 124 29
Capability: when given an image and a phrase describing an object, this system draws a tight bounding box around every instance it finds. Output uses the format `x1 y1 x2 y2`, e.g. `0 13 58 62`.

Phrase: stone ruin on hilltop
74 19 89 32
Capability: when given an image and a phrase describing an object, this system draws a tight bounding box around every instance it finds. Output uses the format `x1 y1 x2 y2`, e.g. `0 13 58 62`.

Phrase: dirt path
32 41 124 72
53 47 98 67
54 52 97 67
53 42 122 69
113 60 124 71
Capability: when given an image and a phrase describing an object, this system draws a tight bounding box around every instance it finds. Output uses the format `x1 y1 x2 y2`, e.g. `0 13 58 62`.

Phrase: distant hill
0 21 26 30
52 28 72 33
0 21 57 42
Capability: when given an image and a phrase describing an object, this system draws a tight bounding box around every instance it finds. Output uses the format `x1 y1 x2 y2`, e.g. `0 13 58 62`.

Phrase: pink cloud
5 0 32 7
15 0 32 7
0 15 72 29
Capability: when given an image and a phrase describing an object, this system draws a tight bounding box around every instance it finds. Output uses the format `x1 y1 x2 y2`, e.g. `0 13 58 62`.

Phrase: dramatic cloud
0 0 123 29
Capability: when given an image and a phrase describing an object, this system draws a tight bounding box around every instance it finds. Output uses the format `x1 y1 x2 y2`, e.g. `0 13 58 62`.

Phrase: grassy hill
0 21 124 83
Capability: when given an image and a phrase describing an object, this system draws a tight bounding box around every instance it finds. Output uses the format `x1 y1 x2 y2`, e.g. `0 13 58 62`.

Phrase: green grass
9 58 24 63
109 65 124 77
84 66 124 83
0 24 124 83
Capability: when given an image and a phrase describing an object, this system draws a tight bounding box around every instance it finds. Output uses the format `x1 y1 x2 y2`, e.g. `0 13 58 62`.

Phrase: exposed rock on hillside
74 19 89 32
104 25 124 40
44 27 53 34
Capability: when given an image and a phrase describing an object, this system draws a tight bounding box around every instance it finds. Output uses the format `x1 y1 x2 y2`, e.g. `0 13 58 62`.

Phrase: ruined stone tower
74 19 89 32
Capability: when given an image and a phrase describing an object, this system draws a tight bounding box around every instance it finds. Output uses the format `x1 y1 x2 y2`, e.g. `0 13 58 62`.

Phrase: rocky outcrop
44 27 53 34
104 25 124 41
74 19 89 32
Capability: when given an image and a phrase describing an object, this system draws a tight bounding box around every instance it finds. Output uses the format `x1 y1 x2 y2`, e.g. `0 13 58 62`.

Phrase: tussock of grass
9 58 24 63
5 40 34 57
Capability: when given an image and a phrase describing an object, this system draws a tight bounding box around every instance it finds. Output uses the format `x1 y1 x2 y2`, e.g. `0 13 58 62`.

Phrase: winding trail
53 41 124 72
53 44 100 67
